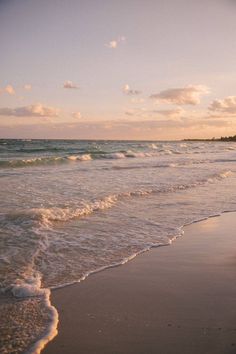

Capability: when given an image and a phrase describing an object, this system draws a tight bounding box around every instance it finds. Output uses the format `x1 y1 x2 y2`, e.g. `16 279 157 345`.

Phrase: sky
0 0 236 140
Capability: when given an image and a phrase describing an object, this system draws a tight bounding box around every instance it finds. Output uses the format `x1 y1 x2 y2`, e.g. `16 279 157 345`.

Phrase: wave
110 162 178 170
160 149 172 155
104 150 155 159
0 154 92 168
125 150 152 158
67 154 92 161
3 170 233 229
149 143 158 149
1 195 119 231
0 150 166 168
218 170 232 178
104 152 126 159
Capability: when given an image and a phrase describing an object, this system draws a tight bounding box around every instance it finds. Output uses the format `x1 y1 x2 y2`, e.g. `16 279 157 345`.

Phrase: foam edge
27 290 59 354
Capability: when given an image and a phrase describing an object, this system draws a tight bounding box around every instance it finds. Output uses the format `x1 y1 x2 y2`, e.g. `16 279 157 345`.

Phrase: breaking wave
0 154 93 168
3 170 232 229
0 148 188 168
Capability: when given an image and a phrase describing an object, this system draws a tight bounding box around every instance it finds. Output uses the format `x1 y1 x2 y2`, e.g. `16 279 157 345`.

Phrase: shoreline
43 212 236 354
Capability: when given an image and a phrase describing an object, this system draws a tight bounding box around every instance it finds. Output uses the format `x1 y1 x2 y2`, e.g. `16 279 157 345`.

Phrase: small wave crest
148 143 158 149
207 170 233 183
0 154 92 168
0 157 63 168
104 152 126 159
125 150 152 158
219 170 233 178
37 196 118 226
160 149 173 155
2 195 119 230
67 154 92 161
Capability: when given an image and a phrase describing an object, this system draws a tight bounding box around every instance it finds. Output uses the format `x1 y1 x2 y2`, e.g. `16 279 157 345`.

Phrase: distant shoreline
184 134 236 142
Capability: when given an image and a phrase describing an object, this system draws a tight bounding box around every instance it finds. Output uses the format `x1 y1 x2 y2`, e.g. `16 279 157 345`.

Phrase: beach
1 139 236 354
1 0 236 352
43 212 236 354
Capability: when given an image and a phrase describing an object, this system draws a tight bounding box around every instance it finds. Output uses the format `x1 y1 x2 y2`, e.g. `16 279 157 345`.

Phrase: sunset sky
0 0 236 140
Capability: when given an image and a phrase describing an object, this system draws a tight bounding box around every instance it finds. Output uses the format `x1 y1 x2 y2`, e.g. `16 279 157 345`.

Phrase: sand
43 212 236 354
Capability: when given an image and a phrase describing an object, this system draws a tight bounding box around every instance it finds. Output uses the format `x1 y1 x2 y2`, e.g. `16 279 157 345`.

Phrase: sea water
0 139 236 353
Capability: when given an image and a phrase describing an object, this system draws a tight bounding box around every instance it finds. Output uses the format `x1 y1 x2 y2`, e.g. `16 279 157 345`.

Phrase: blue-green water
1 139 236 353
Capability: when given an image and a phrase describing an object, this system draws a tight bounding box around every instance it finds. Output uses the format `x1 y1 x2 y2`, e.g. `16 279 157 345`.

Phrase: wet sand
43 212 236 354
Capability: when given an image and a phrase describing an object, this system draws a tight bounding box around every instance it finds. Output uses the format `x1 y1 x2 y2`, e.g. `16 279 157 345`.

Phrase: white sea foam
219 170 233 178
33 195 119 226
27 294 58 354
76 154 92 161
67 154 91 161
11 274 48 298
149 143 158 149
125 150 152 158
8 273 59 354
162 149 173 155
67 155 78 161
0 156 63 168
105 152 126 159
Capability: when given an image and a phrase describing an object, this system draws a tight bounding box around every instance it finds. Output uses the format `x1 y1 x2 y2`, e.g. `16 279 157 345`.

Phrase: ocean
1 139 236 353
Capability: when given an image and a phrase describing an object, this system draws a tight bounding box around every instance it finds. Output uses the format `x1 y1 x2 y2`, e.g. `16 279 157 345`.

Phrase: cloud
107 40 118 49
106 36 126 49
72 111 81 119
150 85 209 105
152 108 185 119
63 81 79 89
5 85 15 95
125 107 185 120
0 84 15 95
209 96 236 114
130 97 145 103
24 84 32 91
118 36 126 42
0 104 59 117
123 84 141 96
124 108 149 118
125 109 136 116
